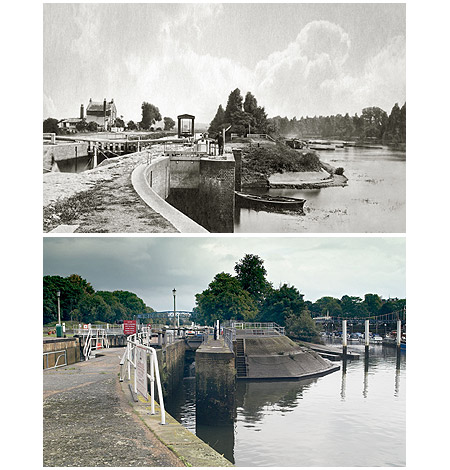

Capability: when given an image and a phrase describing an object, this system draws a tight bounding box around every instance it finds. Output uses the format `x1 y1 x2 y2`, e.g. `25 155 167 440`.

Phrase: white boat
370 335 383 344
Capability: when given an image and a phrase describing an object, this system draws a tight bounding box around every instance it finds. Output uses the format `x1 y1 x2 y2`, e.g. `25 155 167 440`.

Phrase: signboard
136 345 148 399
123 320 137 335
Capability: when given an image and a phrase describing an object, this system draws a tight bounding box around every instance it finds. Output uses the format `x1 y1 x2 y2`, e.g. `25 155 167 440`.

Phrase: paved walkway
43 348 184 467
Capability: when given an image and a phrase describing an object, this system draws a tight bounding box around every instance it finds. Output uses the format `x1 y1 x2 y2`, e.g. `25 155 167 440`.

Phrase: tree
163 116 175 131
114 117 125 129
285 307 320 342
127 120 137 131
75 119 88 132
312 296 342 317
194 272 258 325
87 121 98 132
43 118 60 134
140 102 162 130
208 104 225 135
363 293 382 316
259 284 305 326
234 254 271 305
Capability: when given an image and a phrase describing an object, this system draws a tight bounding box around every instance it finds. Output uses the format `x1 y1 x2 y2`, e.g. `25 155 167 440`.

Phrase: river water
166 342 406 466
234 146 406 233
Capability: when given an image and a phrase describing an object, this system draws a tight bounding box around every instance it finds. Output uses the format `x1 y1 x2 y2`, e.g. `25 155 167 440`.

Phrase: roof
59 118 82 123
177 114 195 119
86 101 114 113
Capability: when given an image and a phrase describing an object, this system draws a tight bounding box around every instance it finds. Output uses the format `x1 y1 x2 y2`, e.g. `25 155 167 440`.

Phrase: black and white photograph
43 3 406 234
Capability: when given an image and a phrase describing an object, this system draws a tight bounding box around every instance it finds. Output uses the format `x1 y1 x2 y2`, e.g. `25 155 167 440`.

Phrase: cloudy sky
43 236 405 311
43 3 405 123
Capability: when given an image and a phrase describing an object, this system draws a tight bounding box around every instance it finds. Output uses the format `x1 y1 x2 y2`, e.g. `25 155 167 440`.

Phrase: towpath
43 148 177 233
43 348 184 467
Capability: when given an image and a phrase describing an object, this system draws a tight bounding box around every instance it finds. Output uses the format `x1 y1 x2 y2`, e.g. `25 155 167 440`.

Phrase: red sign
123 320 137 335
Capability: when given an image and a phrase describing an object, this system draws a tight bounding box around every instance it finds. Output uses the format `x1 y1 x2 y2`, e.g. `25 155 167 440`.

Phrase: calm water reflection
166 343 405 466
235 146 406 233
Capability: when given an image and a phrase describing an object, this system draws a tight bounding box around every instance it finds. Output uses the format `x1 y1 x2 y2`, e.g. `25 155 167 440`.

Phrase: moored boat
235 191 306 211
308 140 336 151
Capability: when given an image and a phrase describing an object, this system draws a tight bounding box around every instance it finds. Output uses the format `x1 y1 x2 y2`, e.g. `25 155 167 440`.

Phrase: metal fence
230 322 285 336
119 332 166 425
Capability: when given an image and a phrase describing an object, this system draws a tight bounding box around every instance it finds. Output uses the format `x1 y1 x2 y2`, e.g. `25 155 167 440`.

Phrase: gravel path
43 348 184 467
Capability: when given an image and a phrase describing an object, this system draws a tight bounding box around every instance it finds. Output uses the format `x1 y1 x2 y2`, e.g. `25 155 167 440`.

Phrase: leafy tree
140 102 162 130
43 118 60 134
75 119 88 132
285 307 320 342
259 284 305 326
163 116 175 131
363 293 382 316
340 295 369 317
111 290 148 319
114 117 125 128
127 120 137 131
312 296 342 317
87 121 98 132
234 254 271 305
208 104 225 135
194 272 258 325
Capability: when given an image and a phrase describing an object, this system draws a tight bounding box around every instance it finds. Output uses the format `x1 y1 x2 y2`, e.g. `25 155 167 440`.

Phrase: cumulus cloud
252 21 404 117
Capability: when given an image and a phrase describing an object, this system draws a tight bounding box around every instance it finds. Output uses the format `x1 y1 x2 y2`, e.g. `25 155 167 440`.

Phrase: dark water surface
235 146 406 233
166 343 406 466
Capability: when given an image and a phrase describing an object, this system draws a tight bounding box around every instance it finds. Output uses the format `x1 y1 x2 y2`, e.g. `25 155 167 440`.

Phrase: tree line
208 88 405 144
43 274 154 325
192 254 405 342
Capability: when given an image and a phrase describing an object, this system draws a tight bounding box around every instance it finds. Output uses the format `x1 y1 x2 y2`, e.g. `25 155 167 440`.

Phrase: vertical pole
134 343 137 394
150 352 155 415
342 320 347 356
93 145 98 168
365 319 370 358
396 319 402 369
153 353 166 425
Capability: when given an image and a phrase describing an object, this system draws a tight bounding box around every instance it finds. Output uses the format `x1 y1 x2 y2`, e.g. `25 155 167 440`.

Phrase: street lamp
172 288 177 328
56 291 61 325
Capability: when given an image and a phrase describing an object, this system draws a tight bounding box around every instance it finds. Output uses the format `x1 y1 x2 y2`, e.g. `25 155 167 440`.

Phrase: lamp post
172 288 177 328
56 291 61 325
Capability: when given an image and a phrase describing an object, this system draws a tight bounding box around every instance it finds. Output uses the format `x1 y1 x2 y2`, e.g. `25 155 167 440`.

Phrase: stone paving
43 348 184 467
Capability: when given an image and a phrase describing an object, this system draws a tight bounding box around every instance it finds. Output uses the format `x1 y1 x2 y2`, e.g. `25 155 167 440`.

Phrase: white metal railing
74 324 124 336
231 322 285 336
223 328 236 351
82 328 110 360
120 333 166 425
43 350 67 370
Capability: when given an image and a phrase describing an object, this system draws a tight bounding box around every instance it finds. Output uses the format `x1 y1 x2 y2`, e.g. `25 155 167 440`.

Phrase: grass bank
241 144 322 186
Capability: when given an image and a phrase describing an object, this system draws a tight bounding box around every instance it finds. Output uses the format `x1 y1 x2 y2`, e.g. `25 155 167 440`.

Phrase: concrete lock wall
143 156 170 199
43 142 90 170
169 156 201 189
155 340 186 397
43 338 80 369
195 344 236 425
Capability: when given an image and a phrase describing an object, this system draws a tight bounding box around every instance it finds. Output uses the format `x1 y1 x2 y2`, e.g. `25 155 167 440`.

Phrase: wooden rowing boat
235 191 306 211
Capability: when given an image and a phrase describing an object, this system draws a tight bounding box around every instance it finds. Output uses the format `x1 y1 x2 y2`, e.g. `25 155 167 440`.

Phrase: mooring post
365 319 370 355
396 319 402 369
342 319 347 356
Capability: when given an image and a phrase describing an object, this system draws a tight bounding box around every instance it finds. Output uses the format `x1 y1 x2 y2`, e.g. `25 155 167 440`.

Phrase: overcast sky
43 3 405 123
43 236 405 311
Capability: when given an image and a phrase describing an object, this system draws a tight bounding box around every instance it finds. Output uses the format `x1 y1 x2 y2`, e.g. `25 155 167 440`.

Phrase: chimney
80 104 84 119
103 98 107 113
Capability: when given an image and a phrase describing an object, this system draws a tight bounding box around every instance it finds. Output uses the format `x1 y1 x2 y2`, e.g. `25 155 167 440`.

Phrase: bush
242 144 321 177
335 167 345 175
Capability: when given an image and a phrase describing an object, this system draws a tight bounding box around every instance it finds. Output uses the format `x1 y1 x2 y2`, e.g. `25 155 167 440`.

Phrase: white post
153 352 166 425
397 320 402 347
365 320 370 347
150 352 155 415
342 320 347 347
93 145 98 167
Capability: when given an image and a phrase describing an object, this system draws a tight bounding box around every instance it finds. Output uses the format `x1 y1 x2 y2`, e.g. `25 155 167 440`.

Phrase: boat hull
235 191 306 211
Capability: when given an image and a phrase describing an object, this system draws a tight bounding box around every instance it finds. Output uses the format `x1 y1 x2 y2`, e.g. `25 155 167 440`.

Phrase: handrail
120 334 166 425
43 350 67 370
